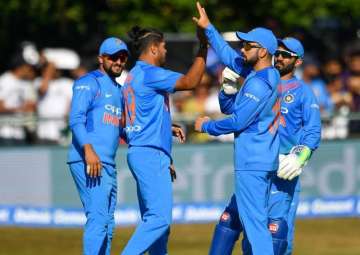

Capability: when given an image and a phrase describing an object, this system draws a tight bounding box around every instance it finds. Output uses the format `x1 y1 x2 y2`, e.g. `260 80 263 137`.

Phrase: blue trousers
235 170 275 255
69 161 117 255
121 147 172 255
285 179 300 255
225 174 298 254
268 176 298 220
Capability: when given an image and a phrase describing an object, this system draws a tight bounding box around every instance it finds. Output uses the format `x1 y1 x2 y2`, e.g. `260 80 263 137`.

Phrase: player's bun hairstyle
128 26 164 58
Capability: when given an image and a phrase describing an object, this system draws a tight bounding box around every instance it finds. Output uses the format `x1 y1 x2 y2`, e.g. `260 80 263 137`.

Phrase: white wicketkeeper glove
277 145 312 181
221 67 240 95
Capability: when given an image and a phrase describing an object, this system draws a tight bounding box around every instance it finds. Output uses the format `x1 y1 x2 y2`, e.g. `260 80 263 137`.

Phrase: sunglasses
106 52 128 62
241 42 262 51
274 49 298 59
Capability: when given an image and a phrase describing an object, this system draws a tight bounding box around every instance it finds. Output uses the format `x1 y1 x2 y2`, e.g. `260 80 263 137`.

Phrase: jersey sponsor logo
311 103 320 109
280 106 288 114
74 85 90 90
102 112 121 127
269 223 279 233
105 104 122 116
220 212 230 222
284 94 294 103
125 125 142 133
244 92 260 102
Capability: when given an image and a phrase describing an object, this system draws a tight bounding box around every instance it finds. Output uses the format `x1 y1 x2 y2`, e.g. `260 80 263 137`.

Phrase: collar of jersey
279 77 300 92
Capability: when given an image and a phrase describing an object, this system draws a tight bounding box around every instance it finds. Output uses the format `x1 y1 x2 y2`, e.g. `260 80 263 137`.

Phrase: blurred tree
0 0 359 70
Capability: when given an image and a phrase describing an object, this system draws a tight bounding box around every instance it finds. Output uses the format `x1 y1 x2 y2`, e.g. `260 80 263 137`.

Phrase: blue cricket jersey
278 77 321 154
122 61 182 157
203 24 280 171
68 70 123 165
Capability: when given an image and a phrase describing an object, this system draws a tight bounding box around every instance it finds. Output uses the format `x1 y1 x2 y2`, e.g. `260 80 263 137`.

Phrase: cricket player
193 2 280 255
208 38 321 255
67 37 129 255
120 25 208 255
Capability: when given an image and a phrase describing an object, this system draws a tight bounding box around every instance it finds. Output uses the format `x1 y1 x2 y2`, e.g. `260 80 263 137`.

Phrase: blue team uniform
274 77 321 254
204 24 280 255
121 60 182 255
213 77 321 255
68 70 123 255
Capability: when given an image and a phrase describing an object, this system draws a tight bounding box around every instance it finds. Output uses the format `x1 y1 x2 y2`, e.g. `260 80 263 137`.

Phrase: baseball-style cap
99 37 129 55
236 27 278 55
278 37 304 58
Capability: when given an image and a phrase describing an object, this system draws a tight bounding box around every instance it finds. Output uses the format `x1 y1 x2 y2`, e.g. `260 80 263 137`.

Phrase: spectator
35 49 78 144
344 50 360 134
182 73 213 142
323 58 352 110
345 50 360 111
0 52 37 144
183 73 212 115
302 58 334 116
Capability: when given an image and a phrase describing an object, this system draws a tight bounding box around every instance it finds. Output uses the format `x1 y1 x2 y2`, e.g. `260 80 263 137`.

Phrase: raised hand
192 2 210 29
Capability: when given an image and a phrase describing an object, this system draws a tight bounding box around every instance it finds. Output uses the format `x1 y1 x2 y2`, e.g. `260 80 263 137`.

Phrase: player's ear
258 48 267 59
150 44 158 56
295 58 303 68
98 56 104 64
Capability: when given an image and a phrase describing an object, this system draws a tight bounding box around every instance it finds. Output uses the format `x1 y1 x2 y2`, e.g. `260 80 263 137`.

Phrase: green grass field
1 218 360 255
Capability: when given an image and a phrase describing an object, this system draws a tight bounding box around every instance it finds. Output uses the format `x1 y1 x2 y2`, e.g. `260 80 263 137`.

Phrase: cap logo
115 39 123 45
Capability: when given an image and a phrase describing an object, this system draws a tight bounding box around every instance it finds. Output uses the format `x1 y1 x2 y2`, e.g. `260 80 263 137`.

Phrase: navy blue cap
99 37 129 55
236 27 278 55
278 37 304 58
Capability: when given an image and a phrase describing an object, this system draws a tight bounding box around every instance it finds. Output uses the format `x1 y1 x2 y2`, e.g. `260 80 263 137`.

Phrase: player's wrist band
199 43 209 50
291 145 311 166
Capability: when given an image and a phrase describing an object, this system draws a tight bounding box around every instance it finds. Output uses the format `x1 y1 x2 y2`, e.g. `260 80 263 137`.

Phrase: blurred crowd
1 40 360 145
0 42 89 145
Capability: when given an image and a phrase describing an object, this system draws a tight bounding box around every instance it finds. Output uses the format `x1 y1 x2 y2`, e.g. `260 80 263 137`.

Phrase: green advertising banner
1 140 360 208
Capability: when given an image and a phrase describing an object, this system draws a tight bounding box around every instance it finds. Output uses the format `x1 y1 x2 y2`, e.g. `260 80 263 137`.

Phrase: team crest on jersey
284 94 294 103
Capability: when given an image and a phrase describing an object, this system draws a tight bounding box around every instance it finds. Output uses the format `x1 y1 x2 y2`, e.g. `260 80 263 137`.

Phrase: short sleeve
144 66 183 93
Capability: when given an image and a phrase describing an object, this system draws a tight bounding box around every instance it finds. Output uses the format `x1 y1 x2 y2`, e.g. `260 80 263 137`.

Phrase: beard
105 63 123 78
158 54 166 67
243 54 258 68
275 61 296 76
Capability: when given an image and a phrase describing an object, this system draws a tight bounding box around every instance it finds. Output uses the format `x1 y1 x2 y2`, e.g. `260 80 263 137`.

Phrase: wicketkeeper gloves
277 145 312 181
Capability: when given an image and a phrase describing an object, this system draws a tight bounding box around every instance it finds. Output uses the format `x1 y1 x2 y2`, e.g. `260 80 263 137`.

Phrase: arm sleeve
69 77 98 146
145 67 183 94
299 86 322 150
202 78 271 136
205 24 251 77
218 90 237 114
